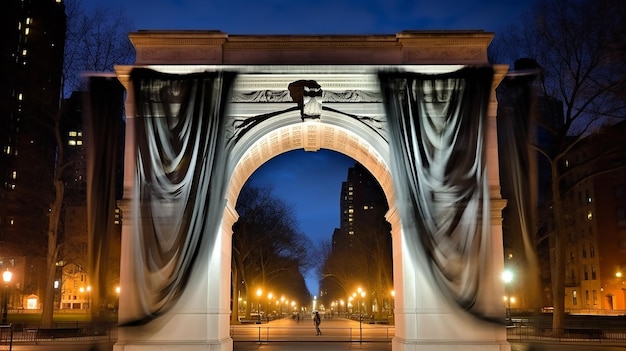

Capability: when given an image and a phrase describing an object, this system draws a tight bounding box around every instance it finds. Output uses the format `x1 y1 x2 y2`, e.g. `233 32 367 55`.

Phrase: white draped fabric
379 67 496 319
122 69 236 325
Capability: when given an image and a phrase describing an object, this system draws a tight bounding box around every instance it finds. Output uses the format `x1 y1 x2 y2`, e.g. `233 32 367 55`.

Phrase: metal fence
507 324 626 343
0 322 117 345
0 325 12 351
231 325 394 343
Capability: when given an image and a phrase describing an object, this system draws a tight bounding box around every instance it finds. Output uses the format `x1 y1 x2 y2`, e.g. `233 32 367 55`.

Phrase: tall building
560 121 626 312
0 0 66 306
322 163 392 316
333 163 389 251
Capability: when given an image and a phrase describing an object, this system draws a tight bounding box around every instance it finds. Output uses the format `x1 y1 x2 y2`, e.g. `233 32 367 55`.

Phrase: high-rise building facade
0 0 66 305
322 162 392 317
560 121 626 312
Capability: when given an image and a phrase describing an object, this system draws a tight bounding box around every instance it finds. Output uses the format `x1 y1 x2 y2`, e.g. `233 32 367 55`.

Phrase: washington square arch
88 29 519 351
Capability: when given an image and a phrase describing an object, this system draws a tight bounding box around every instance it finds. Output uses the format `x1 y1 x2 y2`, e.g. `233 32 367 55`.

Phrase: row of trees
231 184 313 323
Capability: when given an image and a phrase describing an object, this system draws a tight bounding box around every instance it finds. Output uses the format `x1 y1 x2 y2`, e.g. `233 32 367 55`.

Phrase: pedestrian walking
313 311 321 335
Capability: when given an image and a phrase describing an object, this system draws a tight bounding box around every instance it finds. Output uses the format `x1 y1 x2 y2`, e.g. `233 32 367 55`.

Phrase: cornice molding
129 30 493 65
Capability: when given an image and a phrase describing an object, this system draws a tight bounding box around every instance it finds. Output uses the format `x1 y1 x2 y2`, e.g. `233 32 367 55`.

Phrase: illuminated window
68 140 76 146
9 219 14 226
76 140 82 145
348 209 354 213
22 49 27 56
11 171 17 179
18 93 23 101
25 28 30 35
587 211 593 221
348 230 354 235
363 205 369 210
69 131 77 137
26 18 33 25
572 290 577 305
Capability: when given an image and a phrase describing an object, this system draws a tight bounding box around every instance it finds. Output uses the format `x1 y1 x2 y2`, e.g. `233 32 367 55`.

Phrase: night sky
81 0 533 295
82 0 532 34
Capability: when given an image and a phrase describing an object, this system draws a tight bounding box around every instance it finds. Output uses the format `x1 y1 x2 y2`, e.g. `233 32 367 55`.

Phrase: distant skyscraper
0 0 66 300
333 163 389 252
322 162 392 311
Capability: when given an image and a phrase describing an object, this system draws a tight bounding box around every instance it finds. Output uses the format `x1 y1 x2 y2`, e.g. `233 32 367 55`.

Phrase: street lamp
256 288 262 323
502 270 513 324
390 290 395 317
2 269 12 325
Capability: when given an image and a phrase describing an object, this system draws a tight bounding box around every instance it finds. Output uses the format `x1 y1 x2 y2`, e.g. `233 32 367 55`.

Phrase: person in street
313 311 321 335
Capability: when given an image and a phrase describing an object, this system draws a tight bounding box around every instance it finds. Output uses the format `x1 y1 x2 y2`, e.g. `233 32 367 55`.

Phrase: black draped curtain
379 67 496 319
496 69 542 308
88 69 236 326
86 76 125 322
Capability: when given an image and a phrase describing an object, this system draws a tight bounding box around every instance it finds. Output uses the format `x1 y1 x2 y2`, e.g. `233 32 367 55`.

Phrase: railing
0 325 13 351
231 324 394 343
0 322 117 344
507 323 626 343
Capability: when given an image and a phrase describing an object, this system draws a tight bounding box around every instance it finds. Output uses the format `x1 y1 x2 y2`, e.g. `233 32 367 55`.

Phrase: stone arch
112 30 511 351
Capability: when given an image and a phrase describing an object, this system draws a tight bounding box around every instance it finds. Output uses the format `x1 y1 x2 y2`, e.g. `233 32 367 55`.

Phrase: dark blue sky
248 150 355 245
83 0 531 34
82 0 533 295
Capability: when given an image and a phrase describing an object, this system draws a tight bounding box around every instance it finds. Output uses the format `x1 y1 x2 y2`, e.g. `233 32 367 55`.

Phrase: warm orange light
2 270 12 283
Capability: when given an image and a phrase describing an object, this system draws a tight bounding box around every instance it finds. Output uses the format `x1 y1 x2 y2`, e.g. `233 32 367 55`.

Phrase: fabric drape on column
496 69 542 308
86 76 126 322
379 67 495 319
123 68 236 325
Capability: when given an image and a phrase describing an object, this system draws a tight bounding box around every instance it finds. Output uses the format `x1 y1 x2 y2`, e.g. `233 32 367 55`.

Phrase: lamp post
390 290 395 321
502 270 513 325
2 269 12 325
256 288 262 323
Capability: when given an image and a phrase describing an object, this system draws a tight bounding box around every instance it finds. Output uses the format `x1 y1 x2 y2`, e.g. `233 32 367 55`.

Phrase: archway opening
230 149 394 328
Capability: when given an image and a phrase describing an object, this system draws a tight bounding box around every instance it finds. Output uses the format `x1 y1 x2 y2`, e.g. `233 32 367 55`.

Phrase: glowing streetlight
501 270 514 324
256 288 262 323
390 290 395 318
2 270 12 324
